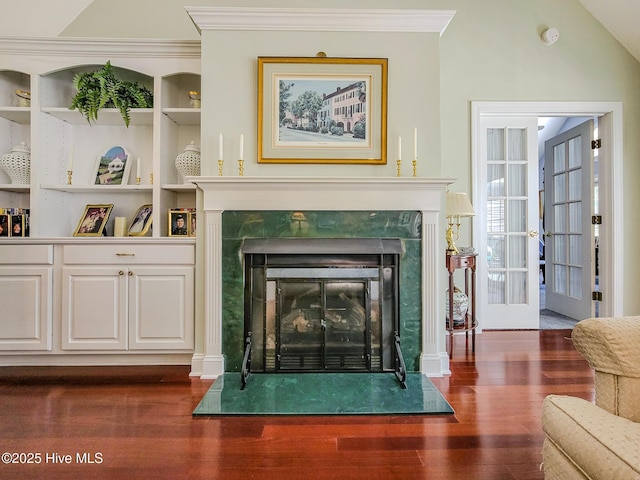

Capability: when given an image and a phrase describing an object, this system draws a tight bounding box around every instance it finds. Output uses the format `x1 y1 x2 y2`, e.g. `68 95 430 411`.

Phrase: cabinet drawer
63 244 194 265
0 244 53 264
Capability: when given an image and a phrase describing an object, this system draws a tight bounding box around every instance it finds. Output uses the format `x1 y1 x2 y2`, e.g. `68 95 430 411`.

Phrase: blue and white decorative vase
445 286 469 326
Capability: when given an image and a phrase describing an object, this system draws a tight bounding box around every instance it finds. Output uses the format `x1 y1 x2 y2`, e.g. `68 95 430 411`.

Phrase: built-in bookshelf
0 38 201 239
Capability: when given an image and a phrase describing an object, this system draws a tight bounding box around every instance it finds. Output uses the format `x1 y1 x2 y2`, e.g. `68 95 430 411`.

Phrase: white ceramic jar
175 141 201 182
0 142 31 184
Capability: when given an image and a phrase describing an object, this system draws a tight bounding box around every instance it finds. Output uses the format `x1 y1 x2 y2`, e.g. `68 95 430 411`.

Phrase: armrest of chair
572 317 640 378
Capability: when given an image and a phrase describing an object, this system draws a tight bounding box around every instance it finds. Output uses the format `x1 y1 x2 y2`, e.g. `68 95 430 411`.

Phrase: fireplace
242 238 403 376
189 177 453 379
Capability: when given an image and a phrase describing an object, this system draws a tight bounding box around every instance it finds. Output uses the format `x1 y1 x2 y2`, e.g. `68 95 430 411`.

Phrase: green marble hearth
193 373 454 416
222 210 423 372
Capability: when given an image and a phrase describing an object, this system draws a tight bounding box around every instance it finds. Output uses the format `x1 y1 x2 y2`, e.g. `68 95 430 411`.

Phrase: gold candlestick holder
218 159 224 176
67 170 73 185
136 177 141 185
238 159 244 176
149 173 154 185
412 159 417 177
396 159 402 177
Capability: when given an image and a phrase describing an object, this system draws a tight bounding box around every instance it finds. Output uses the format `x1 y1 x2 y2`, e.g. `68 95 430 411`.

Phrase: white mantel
188 176 454 378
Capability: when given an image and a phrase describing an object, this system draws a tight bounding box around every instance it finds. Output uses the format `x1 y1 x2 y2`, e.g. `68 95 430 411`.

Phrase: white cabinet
61 244 194 352
128 266 194 350
0 39 200 364
0 244 53 351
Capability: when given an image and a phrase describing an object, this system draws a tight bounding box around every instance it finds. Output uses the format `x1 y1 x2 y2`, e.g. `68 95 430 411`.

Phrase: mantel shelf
41 107 154 126
41 184 153 193
190 176 455 212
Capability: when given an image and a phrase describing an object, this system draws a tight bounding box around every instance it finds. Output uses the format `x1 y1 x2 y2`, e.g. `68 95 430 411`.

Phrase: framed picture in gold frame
73 204 113 237
258 56 388 164
128 204 152 236
168 210 190 237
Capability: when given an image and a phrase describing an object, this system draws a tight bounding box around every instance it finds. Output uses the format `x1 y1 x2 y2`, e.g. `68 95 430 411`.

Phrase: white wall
200 29 441 178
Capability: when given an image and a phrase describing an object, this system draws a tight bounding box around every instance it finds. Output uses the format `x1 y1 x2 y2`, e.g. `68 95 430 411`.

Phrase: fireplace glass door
262 268 382 372
276 279 372 371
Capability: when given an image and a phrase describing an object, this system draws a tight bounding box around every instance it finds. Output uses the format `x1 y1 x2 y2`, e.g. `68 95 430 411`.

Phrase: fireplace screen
243 239 402 374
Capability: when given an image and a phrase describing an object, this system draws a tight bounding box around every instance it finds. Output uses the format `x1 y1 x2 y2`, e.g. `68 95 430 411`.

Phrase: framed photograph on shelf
0 215 8 237
189 212 196 237
9 214 25 237
128 204 152 236
257 56 388 164
73 204 113 237
168 210 190 237
93 145 131 185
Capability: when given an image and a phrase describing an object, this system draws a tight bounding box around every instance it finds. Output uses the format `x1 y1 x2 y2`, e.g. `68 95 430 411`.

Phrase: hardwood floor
0 330 593 480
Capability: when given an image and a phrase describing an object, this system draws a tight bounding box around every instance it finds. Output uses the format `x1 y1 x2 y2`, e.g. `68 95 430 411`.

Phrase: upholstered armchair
541 316 640 479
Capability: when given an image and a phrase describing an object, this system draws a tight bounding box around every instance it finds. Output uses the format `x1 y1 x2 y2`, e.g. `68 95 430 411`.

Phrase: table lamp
446 192 475 255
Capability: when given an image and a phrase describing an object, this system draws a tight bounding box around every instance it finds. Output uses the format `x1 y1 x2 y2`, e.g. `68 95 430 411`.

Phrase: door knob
545 231 553 237
528 230 538 238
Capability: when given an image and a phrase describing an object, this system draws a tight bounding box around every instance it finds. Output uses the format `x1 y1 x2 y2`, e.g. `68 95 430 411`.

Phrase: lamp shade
446 192 475 217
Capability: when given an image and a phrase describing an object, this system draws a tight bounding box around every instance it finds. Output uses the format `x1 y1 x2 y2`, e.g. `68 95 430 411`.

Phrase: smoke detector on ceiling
541 27 560 46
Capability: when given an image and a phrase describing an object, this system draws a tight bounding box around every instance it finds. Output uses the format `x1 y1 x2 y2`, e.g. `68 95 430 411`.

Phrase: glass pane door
479 116 539 329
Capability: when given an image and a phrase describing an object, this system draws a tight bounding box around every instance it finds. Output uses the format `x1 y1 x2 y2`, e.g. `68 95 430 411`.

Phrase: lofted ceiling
0 1 639 65
577 0 640 63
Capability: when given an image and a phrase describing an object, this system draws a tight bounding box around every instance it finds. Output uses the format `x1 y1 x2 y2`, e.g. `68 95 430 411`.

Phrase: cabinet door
61 267 127 350
128 266 194 350
0 267 52 351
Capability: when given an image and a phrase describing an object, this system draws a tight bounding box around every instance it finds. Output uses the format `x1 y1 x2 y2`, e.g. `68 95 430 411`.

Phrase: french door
543 120 594 320
477 116 540 329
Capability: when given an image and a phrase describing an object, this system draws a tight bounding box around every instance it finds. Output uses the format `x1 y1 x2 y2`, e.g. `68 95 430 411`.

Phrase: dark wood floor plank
0 330 593 480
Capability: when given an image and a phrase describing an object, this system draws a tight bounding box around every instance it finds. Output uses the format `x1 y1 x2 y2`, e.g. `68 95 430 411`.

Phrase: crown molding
185 7 455 34
0 37 201 58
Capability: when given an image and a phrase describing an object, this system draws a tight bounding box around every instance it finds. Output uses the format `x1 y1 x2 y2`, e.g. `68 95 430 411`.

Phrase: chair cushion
572 317 640 378
542 395 640 480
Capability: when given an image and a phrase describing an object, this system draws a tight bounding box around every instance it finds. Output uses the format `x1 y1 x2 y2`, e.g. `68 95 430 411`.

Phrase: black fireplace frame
240 238 407 388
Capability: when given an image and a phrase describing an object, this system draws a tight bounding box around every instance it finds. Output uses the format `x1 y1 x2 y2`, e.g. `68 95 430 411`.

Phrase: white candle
136 157 141 178
413 127 418 159
218 133 223 159
397 136 402 160
68 146 74 171
239 134 244 160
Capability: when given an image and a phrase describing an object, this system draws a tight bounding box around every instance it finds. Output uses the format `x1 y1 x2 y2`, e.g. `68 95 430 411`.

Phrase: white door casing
472 102 623 328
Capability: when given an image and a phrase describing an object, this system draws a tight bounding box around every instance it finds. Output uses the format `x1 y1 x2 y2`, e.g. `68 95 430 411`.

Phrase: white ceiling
1 1 639 64
577 0 640 63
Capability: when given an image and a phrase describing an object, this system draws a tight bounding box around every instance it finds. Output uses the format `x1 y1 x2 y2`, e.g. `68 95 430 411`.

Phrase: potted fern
70 61 153 127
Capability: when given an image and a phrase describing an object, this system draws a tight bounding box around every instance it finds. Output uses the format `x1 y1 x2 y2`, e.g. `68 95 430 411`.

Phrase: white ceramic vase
0 142 30 184
175 141 201 182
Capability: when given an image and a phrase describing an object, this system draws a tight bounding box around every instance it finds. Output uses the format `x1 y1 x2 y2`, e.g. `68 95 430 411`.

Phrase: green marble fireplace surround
221 210 423 372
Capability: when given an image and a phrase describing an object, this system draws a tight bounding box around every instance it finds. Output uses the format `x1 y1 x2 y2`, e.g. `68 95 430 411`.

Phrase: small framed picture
168 210 190 237
189 212 196 237
128 204 153 236
93 145 131 185
73 204 113 237
0 215 8 237
9 214 25 237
